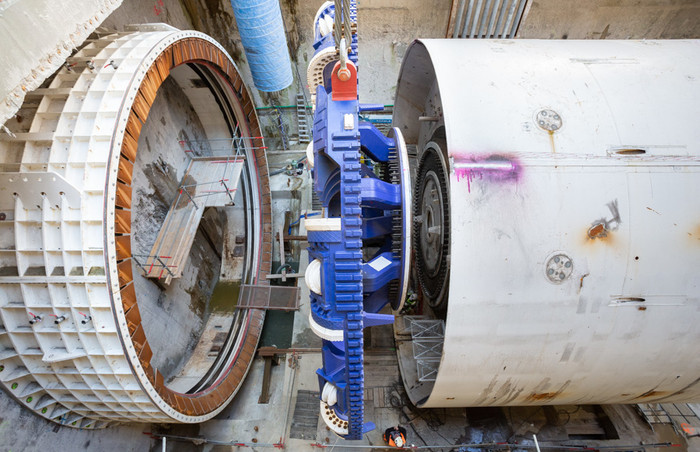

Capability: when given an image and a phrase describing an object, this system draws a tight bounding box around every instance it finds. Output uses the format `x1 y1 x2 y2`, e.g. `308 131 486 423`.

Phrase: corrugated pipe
230 0 293 92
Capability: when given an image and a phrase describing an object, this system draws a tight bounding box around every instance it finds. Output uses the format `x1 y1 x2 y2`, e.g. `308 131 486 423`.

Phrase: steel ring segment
108 32 270 421
389 127 412 311
0 29 270 428
413 144 450 317
309 4 407 434
308 79 366 438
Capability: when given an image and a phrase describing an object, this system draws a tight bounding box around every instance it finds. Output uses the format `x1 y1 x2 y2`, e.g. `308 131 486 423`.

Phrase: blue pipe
230 0 293 92
288 211 320 235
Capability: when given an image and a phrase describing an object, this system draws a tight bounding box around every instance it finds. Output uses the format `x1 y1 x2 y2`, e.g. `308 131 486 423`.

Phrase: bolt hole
635 256 639 260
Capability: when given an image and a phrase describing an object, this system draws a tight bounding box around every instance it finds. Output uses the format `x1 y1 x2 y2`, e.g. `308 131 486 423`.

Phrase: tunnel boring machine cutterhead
306 0 700 439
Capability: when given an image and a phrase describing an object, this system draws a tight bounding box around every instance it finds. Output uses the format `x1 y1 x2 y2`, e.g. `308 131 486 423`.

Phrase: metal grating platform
289 390 320 440
639 403 700 438
237 284 300 311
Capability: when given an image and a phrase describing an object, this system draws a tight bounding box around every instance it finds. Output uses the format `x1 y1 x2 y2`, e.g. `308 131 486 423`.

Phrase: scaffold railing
177 135 267 157
134 135 264 283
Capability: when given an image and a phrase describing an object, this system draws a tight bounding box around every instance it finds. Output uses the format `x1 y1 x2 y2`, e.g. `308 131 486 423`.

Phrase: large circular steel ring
0 26 272 428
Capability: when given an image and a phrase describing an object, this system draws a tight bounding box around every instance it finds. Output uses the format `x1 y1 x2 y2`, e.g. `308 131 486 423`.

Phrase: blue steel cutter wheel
305 1 411 439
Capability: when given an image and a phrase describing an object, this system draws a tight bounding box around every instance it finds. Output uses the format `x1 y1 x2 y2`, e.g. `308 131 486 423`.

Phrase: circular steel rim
420 171 445 278
413 143 450 312
103 31 272 422
389 127 412 311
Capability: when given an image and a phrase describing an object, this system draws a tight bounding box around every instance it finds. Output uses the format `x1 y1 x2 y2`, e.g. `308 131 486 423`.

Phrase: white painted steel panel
394 39 700 407
0 27 266 428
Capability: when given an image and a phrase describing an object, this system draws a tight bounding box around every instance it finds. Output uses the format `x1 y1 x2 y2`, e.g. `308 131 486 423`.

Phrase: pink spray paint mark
453 155 520 193
153 0 164 16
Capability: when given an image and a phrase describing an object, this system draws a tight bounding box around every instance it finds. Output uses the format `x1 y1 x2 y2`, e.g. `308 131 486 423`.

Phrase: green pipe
255 105 299 110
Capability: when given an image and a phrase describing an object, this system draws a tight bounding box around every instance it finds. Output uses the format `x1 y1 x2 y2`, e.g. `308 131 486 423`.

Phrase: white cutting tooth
306 141 315 169
319 16 330 36
327 384 338 407
321 381 331 402
324 15 334 37
305 259 322 295
321 382 338 406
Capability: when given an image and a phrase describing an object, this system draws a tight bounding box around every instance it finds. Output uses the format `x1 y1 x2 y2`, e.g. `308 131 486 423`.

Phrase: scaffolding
134 137 266 283
408 317 445 382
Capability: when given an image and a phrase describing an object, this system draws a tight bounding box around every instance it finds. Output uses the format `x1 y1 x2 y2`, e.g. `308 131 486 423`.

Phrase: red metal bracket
331 61 357 101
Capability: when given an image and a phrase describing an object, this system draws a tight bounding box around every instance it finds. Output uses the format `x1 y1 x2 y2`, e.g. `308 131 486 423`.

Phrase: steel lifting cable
334 0 353 61
333 0 343 52
342 0 353 46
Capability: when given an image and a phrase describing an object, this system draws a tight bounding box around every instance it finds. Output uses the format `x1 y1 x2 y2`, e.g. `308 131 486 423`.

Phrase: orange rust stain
548 130 556 153
527 392 559 402
689 225 700 242
588 223 606 239
636 390 667 400
586 223 615 245
578 273 589 292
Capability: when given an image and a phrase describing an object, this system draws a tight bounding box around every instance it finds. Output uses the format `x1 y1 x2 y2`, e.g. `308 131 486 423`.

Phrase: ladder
296 93 310 143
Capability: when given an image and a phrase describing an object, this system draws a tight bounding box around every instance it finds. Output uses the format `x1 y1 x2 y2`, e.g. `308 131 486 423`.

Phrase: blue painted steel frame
307 0 403 440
